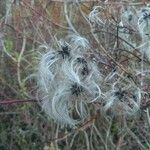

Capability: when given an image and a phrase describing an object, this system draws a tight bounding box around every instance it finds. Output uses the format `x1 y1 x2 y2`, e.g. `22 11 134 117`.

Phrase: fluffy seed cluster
120 6 150 61
38 6 150 127
103 74 142 116
38 35 102 126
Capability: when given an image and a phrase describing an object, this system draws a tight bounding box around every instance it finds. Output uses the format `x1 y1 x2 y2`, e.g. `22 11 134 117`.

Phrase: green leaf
144 142 150 150
4 37 13 52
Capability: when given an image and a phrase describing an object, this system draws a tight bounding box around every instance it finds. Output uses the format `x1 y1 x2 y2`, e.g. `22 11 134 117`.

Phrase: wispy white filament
38 35 102 126
89 6 106 25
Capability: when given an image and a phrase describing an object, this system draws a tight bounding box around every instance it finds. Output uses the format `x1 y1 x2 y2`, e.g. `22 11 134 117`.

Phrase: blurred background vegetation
0 0 150 150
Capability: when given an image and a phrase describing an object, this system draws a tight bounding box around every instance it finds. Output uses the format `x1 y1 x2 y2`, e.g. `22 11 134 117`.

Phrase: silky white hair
119 6 150 61
103 81 141 116
38 6 150 127
138 7 150 37
38 34 102 126
137 7 150 61
89 6 106 26
119 6 141 51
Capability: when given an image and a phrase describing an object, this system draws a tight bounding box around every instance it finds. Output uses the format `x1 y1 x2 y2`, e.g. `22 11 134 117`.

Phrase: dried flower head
38 34 102 126
103 75 141 116
137 7 150 61
138 7 150 37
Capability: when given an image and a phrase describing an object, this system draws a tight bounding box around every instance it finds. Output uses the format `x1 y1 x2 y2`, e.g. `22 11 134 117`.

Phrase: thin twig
50 114 97 142
0 99 37 105
17 35 26 87
116 135 124 150
21 1 72 31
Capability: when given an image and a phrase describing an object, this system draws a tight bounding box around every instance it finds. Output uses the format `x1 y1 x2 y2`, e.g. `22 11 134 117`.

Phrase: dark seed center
70 83 83 96
58 45 70 59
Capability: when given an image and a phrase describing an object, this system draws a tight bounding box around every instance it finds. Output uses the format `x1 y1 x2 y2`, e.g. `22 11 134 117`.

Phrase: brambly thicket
0 0 150 150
